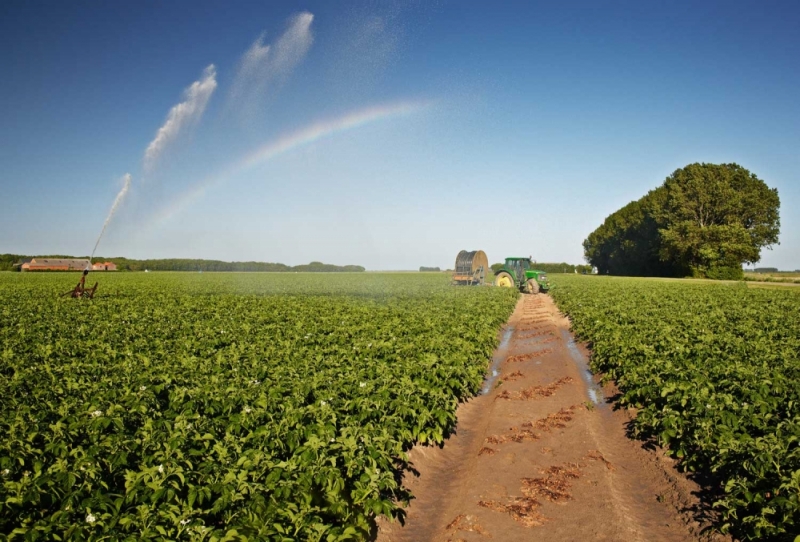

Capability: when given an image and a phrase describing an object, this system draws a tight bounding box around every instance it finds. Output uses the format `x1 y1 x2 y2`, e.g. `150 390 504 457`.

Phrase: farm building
21 258 91 272
92 262 117 271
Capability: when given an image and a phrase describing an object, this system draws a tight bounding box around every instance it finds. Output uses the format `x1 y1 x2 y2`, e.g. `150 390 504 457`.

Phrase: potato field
550 275 800 541
2 272 799 541
0 273 517 540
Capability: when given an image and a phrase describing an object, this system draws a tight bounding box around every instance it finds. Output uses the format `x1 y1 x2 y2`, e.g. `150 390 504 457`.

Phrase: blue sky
1 0 798 270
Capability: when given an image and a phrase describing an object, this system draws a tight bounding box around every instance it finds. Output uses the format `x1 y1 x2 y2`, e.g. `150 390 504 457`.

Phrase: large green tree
583 187 681 276
656 163 780 277
583 163 780 278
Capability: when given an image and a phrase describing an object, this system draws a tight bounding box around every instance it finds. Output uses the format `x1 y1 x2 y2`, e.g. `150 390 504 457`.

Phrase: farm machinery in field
494 256 550 293
451 251 549 294
63 269 98 299
452 250 489 286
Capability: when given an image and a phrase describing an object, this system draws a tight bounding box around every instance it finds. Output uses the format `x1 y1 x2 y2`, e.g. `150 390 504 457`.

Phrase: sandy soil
376 294 733 542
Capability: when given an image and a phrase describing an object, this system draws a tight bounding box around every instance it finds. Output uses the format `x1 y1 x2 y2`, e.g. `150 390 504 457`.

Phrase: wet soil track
377 294 731 542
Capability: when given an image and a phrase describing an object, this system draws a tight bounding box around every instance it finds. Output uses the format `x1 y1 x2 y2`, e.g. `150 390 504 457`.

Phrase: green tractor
494 257 550 293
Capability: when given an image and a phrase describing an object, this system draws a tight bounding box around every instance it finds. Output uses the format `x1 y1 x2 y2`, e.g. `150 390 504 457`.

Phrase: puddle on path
560 329 605 407
482 326 514 395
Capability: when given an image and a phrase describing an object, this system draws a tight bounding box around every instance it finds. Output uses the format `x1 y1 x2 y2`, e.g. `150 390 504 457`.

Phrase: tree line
583 163 780 279
0 255 365 273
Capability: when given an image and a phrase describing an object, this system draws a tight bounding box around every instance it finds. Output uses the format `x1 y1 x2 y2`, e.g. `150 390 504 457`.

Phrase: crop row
0 273 518 540
549 276 799 541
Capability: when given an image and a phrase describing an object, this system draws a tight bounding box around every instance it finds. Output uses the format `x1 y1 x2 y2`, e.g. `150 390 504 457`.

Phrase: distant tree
655 163 780 278
532 262 592 274
583 189 678 276
583 163 780 279
0 254 24 271
490 263 504 273
419 266 441 272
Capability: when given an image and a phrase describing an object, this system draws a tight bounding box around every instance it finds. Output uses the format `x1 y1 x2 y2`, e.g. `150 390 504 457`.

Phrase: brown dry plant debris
445 515 466 530
483 406 580 447
516 324 556 334
505 349 553 364
478 446 498 456
522 405 579 432
509 430 540 443
521 463 582 503
478 497 546 528
585 449 615 470
517 329 555 340
477 462 584 528
445 514 490 536
504 370 525 381
495 376 573 401
518 317 550 325
484 430 539 446
519 320 550 327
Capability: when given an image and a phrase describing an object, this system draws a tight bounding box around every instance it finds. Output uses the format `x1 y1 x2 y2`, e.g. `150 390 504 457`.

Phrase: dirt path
377 294 730 542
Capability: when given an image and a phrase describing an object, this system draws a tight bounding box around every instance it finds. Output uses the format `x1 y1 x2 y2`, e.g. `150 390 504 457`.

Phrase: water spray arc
85 63 218 263
150 99 430 226
76 13 316 276
90 173 132 261
227 12 314 115
144 66 217 174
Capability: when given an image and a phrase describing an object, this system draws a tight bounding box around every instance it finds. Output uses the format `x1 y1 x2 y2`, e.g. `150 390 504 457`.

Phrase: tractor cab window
520 259 531 270
505 259 521 277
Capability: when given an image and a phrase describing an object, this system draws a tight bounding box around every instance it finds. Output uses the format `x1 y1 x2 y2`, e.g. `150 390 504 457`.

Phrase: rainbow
150 99 430 225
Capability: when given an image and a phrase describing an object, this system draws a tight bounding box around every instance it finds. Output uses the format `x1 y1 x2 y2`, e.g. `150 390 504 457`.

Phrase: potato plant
0 273 517 540
550 275 799 541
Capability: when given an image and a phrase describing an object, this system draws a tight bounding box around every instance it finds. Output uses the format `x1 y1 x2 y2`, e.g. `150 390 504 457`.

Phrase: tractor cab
508 257 529 277
494 257 549 293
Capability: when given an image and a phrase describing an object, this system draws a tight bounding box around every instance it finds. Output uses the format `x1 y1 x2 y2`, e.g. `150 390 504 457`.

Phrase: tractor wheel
525 278 540 294
494 272 514 288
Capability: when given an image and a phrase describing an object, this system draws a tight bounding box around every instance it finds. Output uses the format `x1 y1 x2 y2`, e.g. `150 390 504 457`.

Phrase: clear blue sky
1 0 798 270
